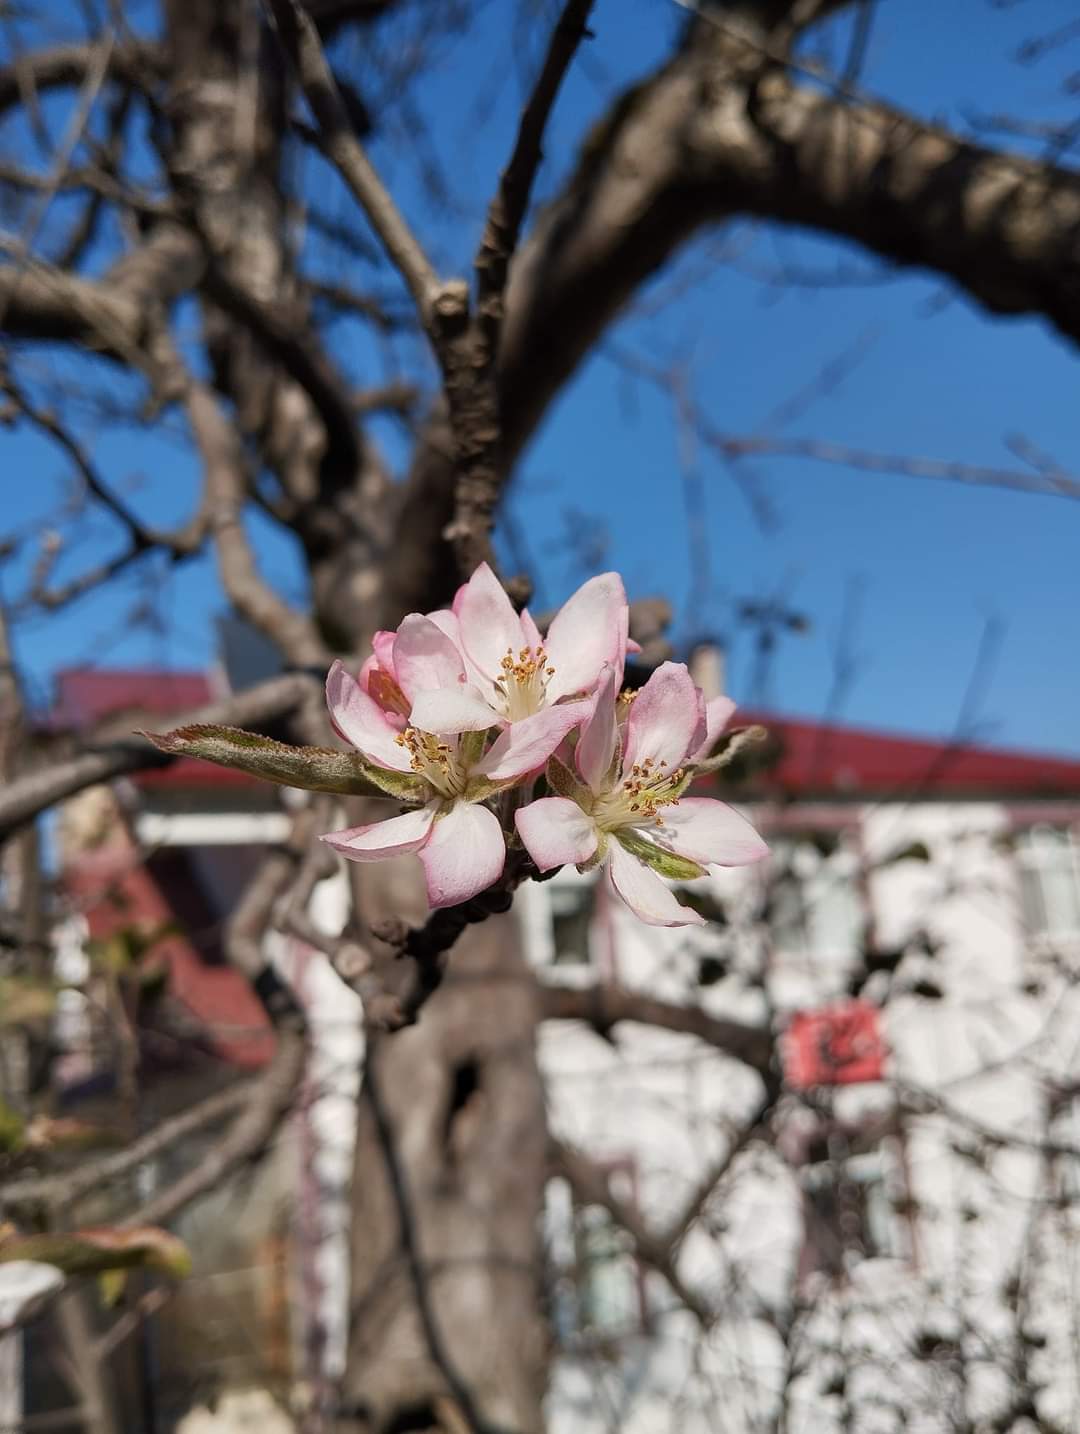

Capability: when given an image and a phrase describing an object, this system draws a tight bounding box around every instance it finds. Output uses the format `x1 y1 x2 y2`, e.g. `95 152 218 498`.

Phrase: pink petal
520 608 544 649
325 661 413 771
357 653 379 695
477 699 593 782
391 614 466 703
453 562 524 680
544 572 628 703
419 801 505 907
654 798 768 867
516 798 598 872
607 840 705 928
689 695 738 762
576 663 619 791
409 685 498 735
622 662 706 773
372 630 397 679
320 802 436 861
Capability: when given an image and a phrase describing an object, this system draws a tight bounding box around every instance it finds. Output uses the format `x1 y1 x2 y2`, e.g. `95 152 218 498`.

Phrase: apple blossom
515 662 767 927
320 658 592 909
405 562 630 737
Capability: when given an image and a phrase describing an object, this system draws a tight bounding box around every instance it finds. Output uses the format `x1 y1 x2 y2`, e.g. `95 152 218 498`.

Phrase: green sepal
141 725 425 802
463 776 509 804
458 727 493 769
546 755 592 807
576 830 609 874
614 828 706 881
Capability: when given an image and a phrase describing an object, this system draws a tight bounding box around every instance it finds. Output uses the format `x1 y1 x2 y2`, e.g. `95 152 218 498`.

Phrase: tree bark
340 866 548 1434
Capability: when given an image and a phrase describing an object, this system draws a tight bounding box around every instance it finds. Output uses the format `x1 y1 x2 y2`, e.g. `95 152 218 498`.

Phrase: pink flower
405 562 630 737
320 658 591 909
515 662 766 927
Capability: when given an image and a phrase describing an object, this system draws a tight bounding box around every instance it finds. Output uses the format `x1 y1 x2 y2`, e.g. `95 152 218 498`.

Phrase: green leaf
546 755 592 806
0 976 56 1028
0 1099 25 1154
0 1226 191 1279
141 725 425 801
615 828 706 881
577 830 609 874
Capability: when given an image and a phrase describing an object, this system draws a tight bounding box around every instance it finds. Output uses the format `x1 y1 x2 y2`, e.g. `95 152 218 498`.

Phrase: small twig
122 1023 306 1229
262 0 439 317
0 670 318 840
473 0 596 360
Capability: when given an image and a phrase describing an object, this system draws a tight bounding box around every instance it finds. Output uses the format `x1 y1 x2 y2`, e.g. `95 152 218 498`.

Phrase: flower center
593 756 686 832
394 727 467 799
493 645 556 722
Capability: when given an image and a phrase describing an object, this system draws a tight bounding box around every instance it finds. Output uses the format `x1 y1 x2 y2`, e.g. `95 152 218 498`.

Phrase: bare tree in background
2 2 1080 1432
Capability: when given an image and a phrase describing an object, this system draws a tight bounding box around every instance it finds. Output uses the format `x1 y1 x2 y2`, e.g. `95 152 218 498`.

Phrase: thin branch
121 1023 306 1229
551 1138 712 1325
473 0 595 359
0 670 318 841
0 1080 252 1217
538 981 773 1072
262 0 439 316
717 433 1080 503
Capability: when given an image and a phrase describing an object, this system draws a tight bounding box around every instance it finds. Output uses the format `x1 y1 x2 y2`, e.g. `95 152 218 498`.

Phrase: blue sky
3 0 1080 755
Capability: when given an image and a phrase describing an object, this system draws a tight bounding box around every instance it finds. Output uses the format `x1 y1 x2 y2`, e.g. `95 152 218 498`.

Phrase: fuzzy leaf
0 1226 191 1279
141 725 424 801
23 1117 127 1153
546 755 592 806
615 829 707 881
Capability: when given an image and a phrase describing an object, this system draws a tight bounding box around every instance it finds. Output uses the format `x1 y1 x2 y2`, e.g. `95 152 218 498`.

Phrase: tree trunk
339 870 548 1434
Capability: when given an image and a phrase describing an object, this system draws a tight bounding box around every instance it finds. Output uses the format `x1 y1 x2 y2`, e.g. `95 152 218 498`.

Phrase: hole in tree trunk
385 1401 440 1433
443 1057 482 1158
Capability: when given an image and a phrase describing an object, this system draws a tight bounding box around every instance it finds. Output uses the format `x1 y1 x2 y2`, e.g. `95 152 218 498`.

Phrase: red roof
728 709 1080 799
51 668 255 789
65 847 274 1070
50 667 1080 799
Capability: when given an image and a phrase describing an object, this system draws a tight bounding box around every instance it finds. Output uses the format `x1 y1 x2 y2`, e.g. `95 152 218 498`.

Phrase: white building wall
530 797 1080 1433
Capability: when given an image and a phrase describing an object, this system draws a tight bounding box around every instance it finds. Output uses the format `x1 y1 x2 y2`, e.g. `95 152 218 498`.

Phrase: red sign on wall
783 1001 886 1089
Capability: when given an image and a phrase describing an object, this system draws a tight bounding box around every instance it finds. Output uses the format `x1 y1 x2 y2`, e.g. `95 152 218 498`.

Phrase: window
799 1138 910 1282
767 832 865 968
1016 826 1080 941
546 1166 648 1348
549 879 596 966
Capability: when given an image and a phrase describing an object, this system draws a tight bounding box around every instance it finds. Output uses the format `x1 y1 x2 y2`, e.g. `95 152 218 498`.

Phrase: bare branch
121 1023 306 1229
473 0 596 360
538 981 773 1073
262 0 439 316
0 671 318 841
551 1139 712 1325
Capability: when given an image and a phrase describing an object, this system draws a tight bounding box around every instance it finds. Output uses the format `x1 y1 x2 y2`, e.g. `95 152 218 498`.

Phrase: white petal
453 562 524 680
575 663 619 791
409 685 499 735
657 798 768 867
419 801 505 907
392 614 466 703
320 803 436 861
516 798 598 872
622 662 706 773
607 840 705 928
325 661 413 771
544 572 627 702
477 700 592 782
689 695 737 762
